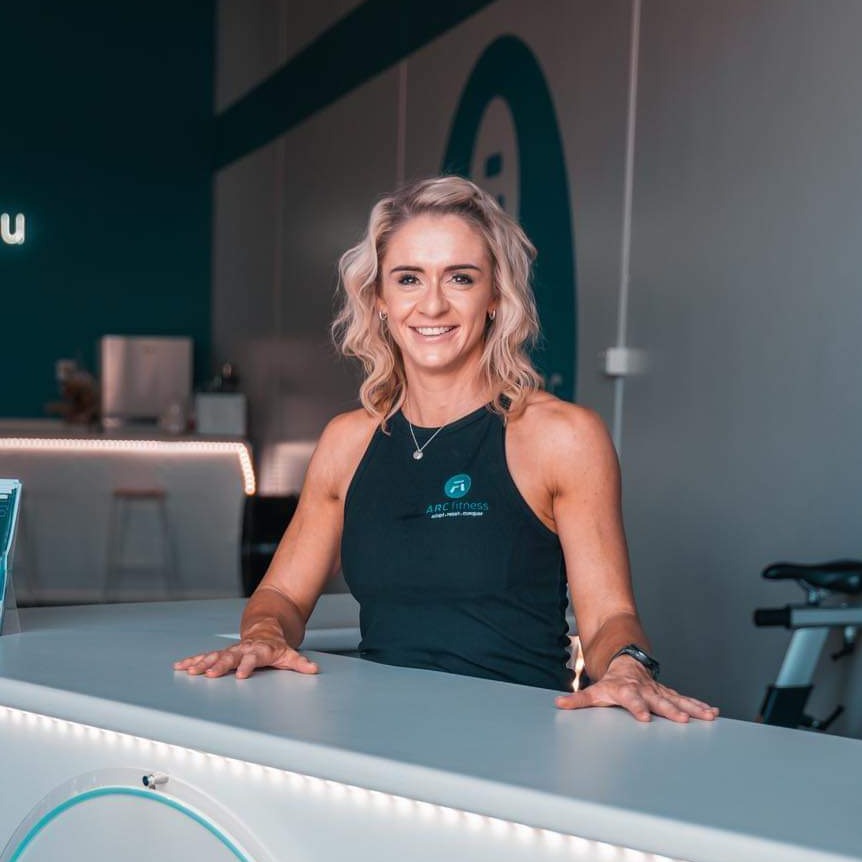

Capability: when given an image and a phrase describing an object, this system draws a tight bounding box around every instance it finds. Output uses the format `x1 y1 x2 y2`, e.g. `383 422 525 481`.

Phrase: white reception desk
0 424 254 603
0 598 860 861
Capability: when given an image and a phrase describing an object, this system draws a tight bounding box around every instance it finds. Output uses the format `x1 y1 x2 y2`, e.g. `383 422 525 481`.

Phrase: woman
175 176 717 723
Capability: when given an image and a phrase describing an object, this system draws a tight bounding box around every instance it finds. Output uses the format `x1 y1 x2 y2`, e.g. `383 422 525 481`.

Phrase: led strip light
0 438 256 496
0 704 684 862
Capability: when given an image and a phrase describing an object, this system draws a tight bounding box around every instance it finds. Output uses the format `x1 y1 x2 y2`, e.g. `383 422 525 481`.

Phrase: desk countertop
0 599 860 862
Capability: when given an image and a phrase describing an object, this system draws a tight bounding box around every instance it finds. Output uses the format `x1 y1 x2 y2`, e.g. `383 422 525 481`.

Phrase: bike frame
757 604 861 729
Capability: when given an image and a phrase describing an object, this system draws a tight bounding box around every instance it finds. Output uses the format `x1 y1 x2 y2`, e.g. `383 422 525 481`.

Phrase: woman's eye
397 274 420 286
451 273 474 286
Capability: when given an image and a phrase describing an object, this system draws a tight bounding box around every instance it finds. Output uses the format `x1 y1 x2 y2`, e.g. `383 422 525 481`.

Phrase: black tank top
341 405 573 691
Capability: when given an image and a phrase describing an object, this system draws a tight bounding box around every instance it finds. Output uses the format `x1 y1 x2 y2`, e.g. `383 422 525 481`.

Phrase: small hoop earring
378 309 388 321
488 309 496 321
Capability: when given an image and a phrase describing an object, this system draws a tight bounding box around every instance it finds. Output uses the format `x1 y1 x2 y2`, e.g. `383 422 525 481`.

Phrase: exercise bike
754 559 862 731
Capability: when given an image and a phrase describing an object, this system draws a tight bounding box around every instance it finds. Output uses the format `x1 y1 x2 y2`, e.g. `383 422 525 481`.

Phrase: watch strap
609 644 660 679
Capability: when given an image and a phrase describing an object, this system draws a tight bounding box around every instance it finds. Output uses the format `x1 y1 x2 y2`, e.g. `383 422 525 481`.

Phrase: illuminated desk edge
0 437 256 494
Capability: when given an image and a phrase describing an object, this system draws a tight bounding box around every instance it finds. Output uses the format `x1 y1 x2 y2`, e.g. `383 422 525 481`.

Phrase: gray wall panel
212 139 282 442
213 69 399 450
624 0 862 729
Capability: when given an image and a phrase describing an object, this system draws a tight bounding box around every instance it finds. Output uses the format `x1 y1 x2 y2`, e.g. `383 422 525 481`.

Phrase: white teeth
415 326 454 336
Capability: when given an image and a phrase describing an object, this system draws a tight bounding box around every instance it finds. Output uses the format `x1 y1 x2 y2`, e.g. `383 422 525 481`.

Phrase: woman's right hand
173 636 319 680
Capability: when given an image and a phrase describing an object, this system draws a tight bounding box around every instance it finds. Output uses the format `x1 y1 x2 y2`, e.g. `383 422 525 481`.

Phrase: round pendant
412 450 423 460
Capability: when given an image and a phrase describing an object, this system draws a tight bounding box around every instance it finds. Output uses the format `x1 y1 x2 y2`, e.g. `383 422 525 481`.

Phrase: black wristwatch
610 644 660 680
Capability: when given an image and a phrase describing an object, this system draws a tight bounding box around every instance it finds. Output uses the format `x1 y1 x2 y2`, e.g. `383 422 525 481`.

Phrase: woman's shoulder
510 392 616 464
322 406 379 435
317 408 379 455
516 391 608 434
304 408 379 495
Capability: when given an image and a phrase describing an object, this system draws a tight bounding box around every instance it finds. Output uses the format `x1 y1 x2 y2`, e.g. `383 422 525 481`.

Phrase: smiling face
378 213 496 382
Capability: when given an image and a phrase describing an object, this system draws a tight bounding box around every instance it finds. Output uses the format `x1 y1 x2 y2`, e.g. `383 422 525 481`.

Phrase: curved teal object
7 786 252 862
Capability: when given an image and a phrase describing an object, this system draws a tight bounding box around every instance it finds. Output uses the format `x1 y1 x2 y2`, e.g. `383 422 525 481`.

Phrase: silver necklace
406 418 446 460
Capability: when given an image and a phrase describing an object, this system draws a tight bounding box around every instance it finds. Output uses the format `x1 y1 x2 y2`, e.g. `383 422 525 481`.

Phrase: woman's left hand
554 658 719 723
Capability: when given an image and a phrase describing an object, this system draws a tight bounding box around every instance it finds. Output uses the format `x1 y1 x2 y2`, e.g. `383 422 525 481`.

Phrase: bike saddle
762 559 862 595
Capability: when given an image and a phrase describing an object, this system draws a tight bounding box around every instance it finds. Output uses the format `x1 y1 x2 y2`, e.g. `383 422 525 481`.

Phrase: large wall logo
1 213 26 245
442 36 576 401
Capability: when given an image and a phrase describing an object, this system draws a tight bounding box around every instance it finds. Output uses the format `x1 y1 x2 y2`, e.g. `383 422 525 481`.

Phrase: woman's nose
417 281 449 316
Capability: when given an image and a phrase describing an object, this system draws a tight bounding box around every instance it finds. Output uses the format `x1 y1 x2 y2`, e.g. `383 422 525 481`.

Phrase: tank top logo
425 473 489 520
444 474 471 499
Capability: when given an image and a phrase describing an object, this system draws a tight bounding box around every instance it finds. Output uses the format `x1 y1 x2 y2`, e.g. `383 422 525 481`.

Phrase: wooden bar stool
105 487 178 602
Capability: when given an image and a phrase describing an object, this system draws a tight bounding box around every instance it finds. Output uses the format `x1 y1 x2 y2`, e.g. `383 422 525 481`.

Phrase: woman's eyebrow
388 263 483 273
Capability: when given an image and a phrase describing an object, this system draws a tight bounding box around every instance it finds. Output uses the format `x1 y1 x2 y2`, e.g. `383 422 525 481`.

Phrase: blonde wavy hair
332 175 543 424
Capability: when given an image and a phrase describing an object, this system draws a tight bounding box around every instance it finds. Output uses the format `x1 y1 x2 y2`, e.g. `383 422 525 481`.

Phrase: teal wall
0 1 215 418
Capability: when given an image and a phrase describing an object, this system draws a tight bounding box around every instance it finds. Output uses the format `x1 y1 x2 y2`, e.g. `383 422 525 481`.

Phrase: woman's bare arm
518 401 718 721
174 410 375 679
